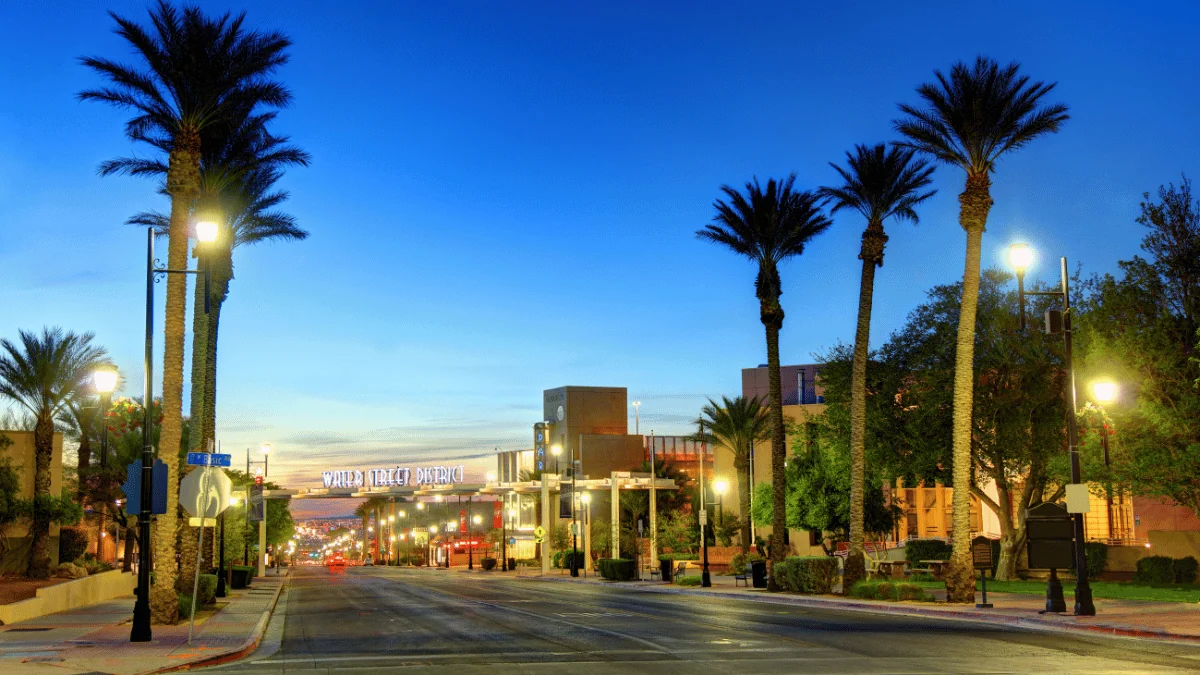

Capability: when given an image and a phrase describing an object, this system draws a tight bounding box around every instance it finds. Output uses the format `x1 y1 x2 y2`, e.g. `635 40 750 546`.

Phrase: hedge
675 575 702 587
598 558 636 581
481 557 497 571
1174 556 1198 584
849 580 931 602
1083 542 1108 578
59 527 89 564
178 592 195 619
773 556 838 594
1135 556 1175 584
904 539 951 565
196 574 218 606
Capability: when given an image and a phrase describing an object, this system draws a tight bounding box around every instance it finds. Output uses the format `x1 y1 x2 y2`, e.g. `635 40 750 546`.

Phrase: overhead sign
179 467 233 519
321 465 467 489
187 452 231 467
121 459 168 515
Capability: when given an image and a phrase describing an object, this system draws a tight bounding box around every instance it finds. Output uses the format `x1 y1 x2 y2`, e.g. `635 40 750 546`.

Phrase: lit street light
1009 243 1095 616
92 364 118 564
132 220 216 643
714 479 728 537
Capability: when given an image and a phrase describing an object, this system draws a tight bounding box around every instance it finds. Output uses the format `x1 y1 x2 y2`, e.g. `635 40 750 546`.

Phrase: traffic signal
254 474 264 486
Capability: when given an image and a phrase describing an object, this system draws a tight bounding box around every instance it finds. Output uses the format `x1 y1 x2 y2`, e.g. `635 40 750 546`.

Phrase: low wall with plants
0 569 135 625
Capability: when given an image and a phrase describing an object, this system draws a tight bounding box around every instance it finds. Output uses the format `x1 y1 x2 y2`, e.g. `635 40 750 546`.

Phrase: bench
735 571 749 586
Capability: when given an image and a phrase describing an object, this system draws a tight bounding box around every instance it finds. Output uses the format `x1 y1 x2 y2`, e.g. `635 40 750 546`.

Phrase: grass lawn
909 578 1200 603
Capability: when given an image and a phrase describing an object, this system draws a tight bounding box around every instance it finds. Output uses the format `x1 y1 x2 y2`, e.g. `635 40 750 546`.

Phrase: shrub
730 551 765 575
79 558 114 575
481 557 497 571
196 574 218 606
178 592 195 619
59 527 89 564
659 553 699 561
896 583 928 601
1173 556 1198 584
675 575 702 587
849 580 931 601
1083 542 1108 578
904 539 951 565
1135 555 1175 584
774 556 838 594
561 551 585 570
598 558 636 581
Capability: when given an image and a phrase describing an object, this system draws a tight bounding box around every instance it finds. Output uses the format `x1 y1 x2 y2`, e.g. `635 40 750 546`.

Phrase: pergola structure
264 471 678 575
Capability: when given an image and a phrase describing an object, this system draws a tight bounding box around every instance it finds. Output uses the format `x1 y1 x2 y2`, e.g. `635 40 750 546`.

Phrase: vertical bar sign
493 501 502 529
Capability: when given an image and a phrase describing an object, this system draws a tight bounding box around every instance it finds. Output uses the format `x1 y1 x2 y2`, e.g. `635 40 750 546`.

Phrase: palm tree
80 1 293 622
697 396 770 553
698 175 831 589
353 502 371 562
894 56 1068 603
818 144 936 592
0 328 108 577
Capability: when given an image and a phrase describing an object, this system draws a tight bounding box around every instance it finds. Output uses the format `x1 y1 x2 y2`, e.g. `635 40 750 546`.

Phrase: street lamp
92 364 118 563
698 419 711 588
550 444 562 474
132 221 216 643
714 479 728 539
632 401 642 435
1009 246 1095 616
1091 379 1119 542
580 492 592 575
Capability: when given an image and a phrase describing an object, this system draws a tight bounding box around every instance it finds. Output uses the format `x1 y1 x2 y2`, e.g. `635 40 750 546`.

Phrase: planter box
0 570 135 625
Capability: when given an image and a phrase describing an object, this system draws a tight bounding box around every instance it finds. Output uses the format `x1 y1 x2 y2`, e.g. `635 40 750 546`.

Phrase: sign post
972 536 994 609
179 453 232 645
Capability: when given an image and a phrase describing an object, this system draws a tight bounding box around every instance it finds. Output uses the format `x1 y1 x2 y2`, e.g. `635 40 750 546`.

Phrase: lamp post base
1074 581 1096 616
130 599 152 642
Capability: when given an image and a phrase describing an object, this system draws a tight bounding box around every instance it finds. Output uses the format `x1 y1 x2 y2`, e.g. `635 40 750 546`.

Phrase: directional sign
533 525 546 544
186 452 232 467
121 459 169 515
179 467 233 519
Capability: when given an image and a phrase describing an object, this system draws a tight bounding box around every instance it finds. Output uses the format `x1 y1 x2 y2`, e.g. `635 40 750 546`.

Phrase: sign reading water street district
186 452 232 467
321 464 467 489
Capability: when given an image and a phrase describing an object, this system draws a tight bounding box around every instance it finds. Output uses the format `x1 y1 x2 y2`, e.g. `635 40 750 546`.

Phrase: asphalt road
207 566 1200 674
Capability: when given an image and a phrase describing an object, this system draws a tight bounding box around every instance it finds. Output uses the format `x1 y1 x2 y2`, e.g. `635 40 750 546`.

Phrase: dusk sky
3 1 1198 517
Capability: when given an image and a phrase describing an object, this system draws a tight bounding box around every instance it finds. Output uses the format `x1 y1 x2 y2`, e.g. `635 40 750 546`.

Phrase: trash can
507 557 516 571
751 560 768 588
660 559 673 583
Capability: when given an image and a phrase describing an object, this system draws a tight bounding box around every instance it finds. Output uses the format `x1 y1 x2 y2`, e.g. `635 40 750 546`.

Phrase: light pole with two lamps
1009 242 1095 616
246 443 271 575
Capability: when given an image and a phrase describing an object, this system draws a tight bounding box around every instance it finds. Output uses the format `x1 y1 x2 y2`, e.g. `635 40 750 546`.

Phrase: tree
893 57 1069 602
818 143 935 591
0 328 108 577
1078 176 1200 516
81 1 294 623
697 396 770 552
697 175 831 589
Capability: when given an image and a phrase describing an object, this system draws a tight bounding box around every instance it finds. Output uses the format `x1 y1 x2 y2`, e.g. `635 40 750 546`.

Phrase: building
0 430 64 572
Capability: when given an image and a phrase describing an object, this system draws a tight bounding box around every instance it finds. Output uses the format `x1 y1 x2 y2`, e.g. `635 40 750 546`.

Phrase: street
207 567 1200 674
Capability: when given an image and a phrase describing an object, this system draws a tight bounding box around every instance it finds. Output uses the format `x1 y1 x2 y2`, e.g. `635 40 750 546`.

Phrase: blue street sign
186 452 232 467
121 459 169 515
509 537 516 546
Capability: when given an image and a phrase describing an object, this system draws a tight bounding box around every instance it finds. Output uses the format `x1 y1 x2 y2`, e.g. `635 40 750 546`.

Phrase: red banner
459 510 467 533
493 501 503 529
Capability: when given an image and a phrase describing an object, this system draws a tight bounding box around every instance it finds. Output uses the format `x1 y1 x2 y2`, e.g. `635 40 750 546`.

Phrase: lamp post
1091 379 1119 541
387 515 395 565
1009 244 1095 616
247 443 271 574
570 435 581 578
714 479 728 543
632 401 642 435
218 494 240 598
580 492 592 575
467 497 474 570
550 444 562 475
92 365 118 563
428 525 438 566
131 221 216 643
699 420 711 588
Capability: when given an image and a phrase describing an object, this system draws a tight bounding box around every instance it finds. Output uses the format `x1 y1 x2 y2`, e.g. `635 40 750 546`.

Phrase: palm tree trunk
76 434 91 502
845 222 886 594
178 262 210 593
762 298 787 591
151 133 201 624
735 459 751 554
945 174 993 604
28 414 55 578
123 525 136 572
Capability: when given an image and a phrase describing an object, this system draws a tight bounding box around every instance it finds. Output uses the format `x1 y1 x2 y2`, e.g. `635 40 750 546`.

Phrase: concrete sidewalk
522 569 1200 645
0 577 283 674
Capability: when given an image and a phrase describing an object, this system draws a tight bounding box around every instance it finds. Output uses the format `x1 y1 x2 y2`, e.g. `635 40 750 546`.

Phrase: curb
522 576 1200 646
148 580 285 674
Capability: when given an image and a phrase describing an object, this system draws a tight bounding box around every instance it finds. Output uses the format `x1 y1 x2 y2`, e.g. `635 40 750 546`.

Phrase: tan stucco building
0 430 64 572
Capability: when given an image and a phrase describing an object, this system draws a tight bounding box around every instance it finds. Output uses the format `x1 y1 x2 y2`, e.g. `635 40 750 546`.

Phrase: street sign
121 459 169 515
179 467 233 519
1065 483 1091 514
509 537 517 546
533 525 546 544
186 452 232 467
971 536 994 570
248 484 265 522
698 509 707 526
559 484 573 518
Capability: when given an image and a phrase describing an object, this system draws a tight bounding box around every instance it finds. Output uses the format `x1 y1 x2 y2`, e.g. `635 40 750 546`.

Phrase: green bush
675 575 702 587
481 557 497 571
773 556 838 594
659 553 699 561
729 551 765 575
904 539 951 565
196 574 218 606
177 592 195 619
1173 556 1198 584
849 580 931 601
1135 556 1176 584
561 551 585 569
1084 542 1108 578
59 527 89 564
598 558 636 581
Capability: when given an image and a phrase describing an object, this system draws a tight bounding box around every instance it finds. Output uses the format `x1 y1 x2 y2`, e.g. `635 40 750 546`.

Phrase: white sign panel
321 464 467 489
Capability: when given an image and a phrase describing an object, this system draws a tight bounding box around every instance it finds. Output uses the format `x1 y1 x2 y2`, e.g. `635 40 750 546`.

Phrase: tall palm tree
0 328 108 577
353 502 371 562
818 144 936 592
697 396 770 553
698 176 831 589
80 1 293 622
894 56 1068 603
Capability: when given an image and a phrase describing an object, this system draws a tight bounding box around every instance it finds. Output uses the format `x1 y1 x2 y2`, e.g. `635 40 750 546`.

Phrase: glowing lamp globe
1092 380 1118 403
195 220 219 243
714 479 729 496
1009 242 1033 273
92 365 119 394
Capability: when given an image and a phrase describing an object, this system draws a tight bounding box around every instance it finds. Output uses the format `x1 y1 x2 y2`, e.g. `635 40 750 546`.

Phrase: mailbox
1026 502 1074 569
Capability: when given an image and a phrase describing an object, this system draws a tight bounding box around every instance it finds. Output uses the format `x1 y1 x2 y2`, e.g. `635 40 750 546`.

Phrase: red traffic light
254 475 264 486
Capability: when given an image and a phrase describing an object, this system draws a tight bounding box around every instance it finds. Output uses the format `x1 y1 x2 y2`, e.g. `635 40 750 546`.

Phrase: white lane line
249 647 800 665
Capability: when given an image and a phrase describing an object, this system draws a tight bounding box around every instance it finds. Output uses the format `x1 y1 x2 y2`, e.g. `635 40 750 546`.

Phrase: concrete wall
0 430 64 573
1147 531 1200 561
1134 496 1200 537
0 570 135 625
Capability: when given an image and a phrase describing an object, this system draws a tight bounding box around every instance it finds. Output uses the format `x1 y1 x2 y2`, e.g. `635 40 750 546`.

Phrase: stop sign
179 467 233 519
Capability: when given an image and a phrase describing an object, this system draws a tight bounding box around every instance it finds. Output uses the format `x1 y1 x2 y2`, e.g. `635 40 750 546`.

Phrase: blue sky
2 1 1198 514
